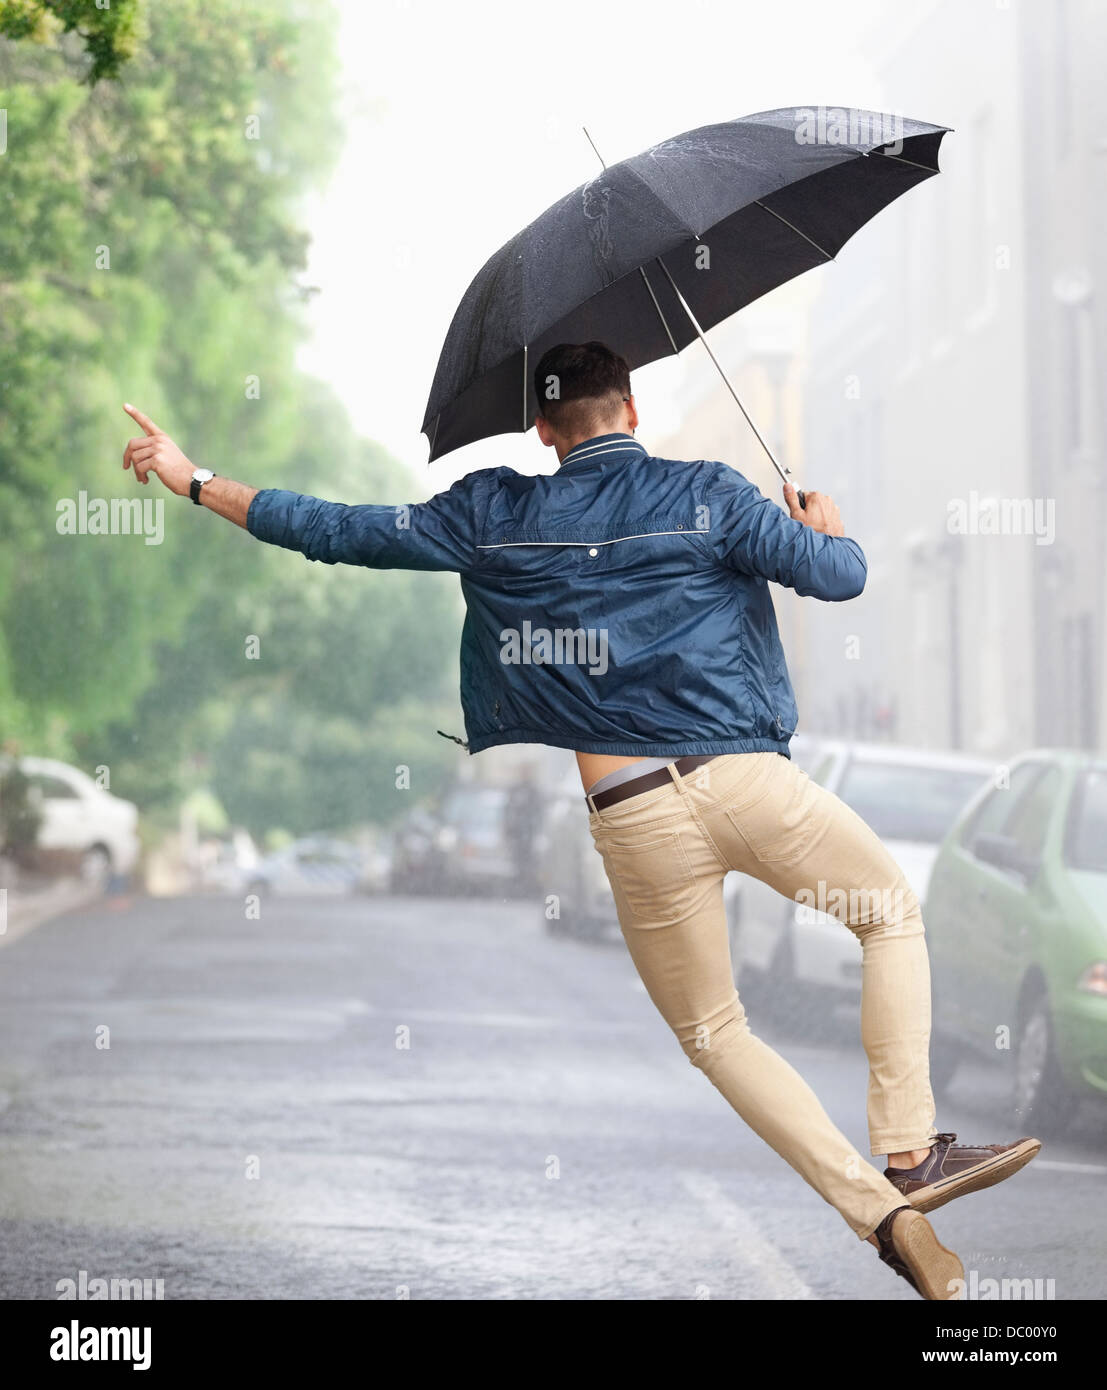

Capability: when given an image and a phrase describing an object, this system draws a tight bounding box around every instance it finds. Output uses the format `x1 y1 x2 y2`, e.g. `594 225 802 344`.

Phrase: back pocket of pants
598 830 695 926
723 764 812 864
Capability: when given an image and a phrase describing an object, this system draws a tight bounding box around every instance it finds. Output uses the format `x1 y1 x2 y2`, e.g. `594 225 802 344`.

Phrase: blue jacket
245 432 867 757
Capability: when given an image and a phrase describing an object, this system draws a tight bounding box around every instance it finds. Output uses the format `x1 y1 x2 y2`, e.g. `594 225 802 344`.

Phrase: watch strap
190 470 216 505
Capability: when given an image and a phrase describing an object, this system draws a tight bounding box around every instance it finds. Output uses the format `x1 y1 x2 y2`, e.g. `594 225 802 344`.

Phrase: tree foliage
0 0 464 837
0 0 141 83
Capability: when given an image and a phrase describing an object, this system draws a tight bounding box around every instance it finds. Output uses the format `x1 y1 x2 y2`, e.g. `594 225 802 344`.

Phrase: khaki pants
587 751 938 1240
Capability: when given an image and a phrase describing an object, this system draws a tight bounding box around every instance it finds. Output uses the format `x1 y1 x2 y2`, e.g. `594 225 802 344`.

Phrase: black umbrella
422 106 951 486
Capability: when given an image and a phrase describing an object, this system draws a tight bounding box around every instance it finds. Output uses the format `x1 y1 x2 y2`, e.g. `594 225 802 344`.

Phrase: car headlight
1077 962 1107 996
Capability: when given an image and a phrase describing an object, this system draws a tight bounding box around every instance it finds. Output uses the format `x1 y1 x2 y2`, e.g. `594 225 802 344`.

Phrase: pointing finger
123 402 160 437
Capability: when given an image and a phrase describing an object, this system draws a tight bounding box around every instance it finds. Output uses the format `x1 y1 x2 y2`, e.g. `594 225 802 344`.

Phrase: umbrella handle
797 489 807 510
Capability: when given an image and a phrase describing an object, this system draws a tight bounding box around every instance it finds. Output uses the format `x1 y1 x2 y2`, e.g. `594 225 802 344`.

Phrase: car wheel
1013 992 1077 1135
80 844 112 890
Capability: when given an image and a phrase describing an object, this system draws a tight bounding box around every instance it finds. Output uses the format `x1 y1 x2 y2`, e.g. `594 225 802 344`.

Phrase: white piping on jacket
476 528 706 550
559 440 648 464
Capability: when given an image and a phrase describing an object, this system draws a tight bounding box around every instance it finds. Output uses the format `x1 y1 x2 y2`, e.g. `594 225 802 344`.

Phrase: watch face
193 469 215 484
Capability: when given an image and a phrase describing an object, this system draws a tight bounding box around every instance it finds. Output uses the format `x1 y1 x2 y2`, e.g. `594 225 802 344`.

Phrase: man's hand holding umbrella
783 483 844 535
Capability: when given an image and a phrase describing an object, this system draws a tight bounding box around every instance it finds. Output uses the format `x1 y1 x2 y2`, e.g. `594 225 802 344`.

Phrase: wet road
1 891 1103 1300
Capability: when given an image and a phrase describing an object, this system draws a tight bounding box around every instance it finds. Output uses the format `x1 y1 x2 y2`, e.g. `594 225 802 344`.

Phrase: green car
924 749 1107 1134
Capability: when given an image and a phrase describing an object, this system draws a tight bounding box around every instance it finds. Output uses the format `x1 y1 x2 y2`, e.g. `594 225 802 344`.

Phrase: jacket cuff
245 488 288 544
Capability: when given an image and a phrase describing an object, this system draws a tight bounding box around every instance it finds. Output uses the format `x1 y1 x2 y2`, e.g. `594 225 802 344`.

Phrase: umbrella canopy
422 107 950 462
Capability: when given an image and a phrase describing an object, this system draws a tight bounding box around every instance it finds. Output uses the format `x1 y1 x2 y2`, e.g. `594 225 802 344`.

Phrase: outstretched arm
122 403 479 572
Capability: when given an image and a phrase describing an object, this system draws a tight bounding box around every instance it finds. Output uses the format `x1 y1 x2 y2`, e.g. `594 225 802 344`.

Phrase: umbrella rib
637 265 680 354
865 148 938 174
753 200 834 262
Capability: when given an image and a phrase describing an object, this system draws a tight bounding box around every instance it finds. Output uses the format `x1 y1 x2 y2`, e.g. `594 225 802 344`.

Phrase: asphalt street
1 889 1103 1301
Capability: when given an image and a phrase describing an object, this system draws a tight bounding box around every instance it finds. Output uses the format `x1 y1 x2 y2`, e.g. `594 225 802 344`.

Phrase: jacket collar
556 432 648 475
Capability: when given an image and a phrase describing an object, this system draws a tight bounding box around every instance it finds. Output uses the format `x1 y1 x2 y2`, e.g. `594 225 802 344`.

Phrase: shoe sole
892 1210 964 1301
903 1138 1042 1214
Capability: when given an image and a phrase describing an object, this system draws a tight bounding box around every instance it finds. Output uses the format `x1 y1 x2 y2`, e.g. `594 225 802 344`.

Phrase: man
123 341 1039 1299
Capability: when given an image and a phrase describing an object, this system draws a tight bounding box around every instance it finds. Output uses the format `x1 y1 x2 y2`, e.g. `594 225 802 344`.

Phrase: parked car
429 783 515 895
389 806 446 894
244 835 370 897
389 783 516 896
924 750 1107 1133
538 763 615 938
19 755 140 886
354 832 392 894
729 742 994 1023
195 829 261 893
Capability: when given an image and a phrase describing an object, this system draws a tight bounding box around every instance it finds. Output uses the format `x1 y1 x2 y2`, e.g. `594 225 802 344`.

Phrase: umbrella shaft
652 258 792 487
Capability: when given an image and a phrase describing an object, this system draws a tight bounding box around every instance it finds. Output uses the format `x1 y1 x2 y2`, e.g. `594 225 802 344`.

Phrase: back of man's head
533 342 632 440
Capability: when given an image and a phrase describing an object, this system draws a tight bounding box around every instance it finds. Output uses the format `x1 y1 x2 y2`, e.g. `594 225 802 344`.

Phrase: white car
21 756 140 885
728 742 995 1023
242 836 370 897
195 829 261 893
538 761 617 938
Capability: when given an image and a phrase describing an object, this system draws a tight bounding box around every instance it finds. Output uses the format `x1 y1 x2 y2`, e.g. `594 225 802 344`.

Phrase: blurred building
802 0 1035 757
1018 0 1107 749
658 0 1106 758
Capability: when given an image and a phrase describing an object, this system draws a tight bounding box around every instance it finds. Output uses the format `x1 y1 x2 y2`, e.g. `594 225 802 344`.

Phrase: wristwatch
189 467 216 505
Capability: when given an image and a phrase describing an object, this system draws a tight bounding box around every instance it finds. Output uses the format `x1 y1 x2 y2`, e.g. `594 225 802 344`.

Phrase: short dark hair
533 341 631 434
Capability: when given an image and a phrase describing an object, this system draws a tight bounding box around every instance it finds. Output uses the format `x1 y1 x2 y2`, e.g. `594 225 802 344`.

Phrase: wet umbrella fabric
422 107 950 463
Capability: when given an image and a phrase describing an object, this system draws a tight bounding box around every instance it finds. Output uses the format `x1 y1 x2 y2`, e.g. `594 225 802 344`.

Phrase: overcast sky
296 0 897 493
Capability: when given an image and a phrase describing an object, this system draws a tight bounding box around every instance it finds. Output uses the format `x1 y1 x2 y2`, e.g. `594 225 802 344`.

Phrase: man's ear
534 413 556 448
625 395 639 434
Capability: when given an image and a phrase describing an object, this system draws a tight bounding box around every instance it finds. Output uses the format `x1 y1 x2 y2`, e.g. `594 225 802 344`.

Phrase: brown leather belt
586 754 718 811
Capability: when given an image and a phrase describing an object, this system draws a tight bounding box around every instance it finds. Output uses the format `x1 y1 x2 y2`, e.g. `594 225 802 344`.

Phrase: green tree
0 0 465 838
0 0 141 83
